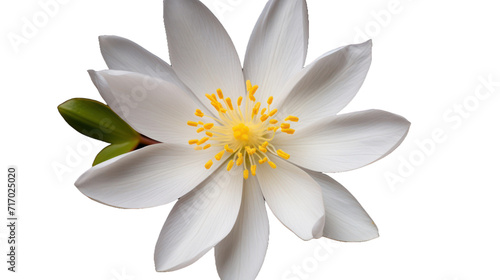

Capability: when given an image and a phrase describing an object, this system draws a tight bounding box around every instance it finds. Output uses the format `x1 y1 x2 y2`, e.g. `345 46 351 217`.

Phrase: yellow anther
197 127 205 133
198 121 204 125
206 131 213 137
211 101 221 111
267 127 277 131
227 160 234 171
269 119 278 124
217 88 224 99
194 146 203 151
195 109 204 117
246 80 252 92
281 123 290 129
267 96 274 105
224 144 234 153
243 170 249 180
236 153 243 166
250 85 259 96
226 97 234 110
221 108 227 113
203 144 211 150
277 149 291 160
237 96 243 106
187 121 198 127
260 114 269 122
285 116 299 122
259 146 267 153
253 102 261 114
251 165 257 176
244 146 256 155
249 94 256 102
259 157 268 164
198 137 209 145
269 109 278 117
268 161 277 169
261 108 267 115
205 93 215 102
281 128 296 134
205 160 213 169
262 141 269 148
204 123 214 130
211 93 217 101
215 150 225 161
188 139 199 145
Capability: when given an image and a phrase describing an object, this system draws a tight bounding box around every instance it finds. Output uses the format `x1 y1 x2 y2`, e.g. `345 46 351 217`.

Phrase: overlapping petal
89 70 204 144
215 176 269 280
163 0 245 114
306 171 379 242
244 0 308 101
257 155 324 240
155 165 243 272
273 109 410 173
75 143 228 209
274 41 372 126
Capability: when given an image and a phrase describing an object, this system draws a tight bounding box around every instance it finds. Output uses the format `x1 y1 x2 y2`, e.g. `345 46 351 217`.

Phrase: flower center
187 80 298 180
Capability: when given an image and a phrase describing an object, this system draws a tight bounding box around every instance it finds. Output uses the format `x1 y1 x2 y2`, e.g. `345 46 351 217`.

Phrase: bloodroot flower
76 0 410 279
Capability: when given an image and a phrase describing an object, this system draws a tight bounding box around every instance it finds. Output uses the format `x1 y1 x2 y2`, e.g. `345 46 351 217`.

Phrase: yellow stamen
224 144 234 153
281 123 290 129
204 123 214 130
260 114 269 122
250 85 259 95
227 160 234 171
203 144 211 150
187 121 198 127
236 153 243 166
198 137 209 145
251 165 257 176
194 146 203 151
269 109 278 117
261 108 266 115
215 150 225 161
226 98 234 110
243 169 249 180
285 116 299 122
205 93 215 102
267 96 274 105
197 127 205 133
269 119 278 125
246 80 252 92
205 160 213 169
188 139 199 145
277 149 290 160
217 88 224 99
237 96 243 106
195 109 204 117
259 146 267 153
262 141 269 148
259 157 268 164
281 128 296 134
206 131 213 137
268 161 277 169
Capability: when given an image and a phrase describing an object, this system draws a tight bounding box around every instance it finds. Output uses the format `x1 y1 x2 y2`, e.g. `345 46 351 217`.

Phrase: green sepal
92 141 139 166
58 98 139 144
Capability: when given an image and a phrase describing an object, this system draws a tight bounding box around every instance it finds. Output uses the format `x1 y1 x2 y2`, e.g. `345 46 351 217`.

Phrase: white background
1 0 500 279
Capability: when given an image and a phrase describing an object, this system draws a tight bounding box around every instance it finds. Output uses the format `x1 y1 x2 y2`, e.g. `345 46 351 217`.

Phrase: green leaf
58 98 139 144
92 141 139 166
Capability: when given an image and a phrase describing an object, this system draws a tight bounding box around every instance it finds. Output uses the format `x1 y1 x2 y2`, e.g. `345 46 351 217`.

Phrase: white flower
77 0 410 279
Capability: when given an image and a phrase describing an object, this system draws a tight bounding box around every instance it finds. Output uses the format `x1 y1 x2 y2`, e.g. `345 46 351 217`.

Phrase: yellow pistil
187 81 299 179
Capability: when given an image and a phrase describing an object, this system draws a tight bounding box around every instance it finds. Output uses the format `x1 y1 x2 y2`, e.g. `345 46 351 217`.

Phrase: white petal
75 143 228 209
99 35 174 81
98 35 207 109
155 165 243 272
306 171 379 242
274 109 410 173
256 156 324 240
244 0 308 101
215 176 269 280
275 41 372 125
89 69 205 144
163 0 245 115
